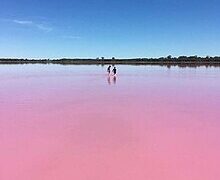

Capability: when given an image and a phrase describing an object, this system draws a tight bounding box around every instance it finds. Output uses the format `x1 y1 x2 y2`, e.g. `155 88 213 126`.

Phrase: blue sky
0 0 220 58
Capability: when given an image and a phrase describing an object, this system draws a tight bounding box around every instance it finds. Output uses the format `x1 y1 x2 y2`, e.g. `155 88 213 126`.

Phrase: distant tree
188 55 198 58
188 56 198 61
158 57 165 61
178 56 187 61
167 55 172 59
206 56 210 59
112 57 115 60
214 56 220 61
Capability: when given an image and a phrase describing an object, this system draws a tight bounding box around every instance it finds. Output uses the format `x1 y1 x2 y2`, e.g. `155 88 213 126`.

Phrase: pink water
0 65 220 180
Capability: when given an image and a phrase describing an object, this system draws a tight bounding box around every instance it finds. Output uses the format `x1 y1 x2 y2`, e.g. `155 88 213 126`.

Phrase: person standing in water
107 65 111 75
112 66 117 76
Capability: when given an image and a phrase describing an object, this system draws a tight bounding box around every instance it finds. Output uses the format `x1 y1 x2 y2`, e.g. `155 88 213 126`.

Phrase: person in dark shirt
107 65 111 74
112 66 117 75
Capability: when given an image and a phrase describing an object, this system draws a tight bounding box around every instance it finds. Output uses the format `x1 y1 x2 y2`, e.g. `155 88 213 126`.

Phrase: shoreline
1 58 220 67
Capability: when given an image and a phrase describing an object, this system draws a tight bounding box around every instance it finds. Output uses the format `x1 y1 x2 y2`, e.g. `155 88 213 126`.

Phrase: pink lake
0 65 220 180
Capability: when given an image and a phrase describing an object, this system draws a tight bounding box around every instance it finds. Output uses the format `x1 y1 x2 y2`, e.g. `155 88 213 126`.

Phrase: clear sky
0 0 220 58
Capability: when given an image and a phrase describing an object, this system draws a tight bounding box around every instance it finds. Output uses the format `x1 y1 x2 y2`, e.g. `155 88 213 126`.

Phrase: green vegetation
1 56 220 67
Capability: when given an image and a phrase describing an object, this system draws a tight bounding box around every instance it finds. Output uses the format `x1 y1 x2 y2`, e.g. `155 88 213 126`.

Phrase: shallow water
0 65 220 180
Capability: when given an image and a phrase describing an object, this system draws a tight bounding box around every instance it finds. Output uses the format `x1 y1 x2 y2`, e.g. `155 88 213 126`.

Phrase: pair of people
107 65 117 75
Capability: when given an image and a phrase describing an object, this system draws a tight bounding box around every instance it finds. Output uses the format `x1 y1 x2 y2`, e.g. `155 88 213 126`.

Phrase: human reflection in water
107 75 117 85
113 76 117 84
107 76 111 85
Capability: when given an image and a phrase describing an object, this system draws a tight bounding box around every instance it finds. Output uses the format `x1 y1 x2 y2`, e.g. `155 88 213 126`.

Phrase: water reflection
107 75 117 85
0 64 220 180
113 76 117 84
107 76 111 85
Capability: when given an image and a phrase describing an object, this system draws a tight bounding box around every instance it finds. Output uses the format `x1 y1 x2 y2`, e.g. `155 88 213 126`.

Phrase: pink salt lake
0 65 220 180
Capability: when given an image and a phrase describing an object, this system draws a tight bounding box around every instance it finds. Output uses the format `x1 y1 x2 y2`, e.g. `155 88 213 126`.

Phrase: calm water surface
0 65 220 180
